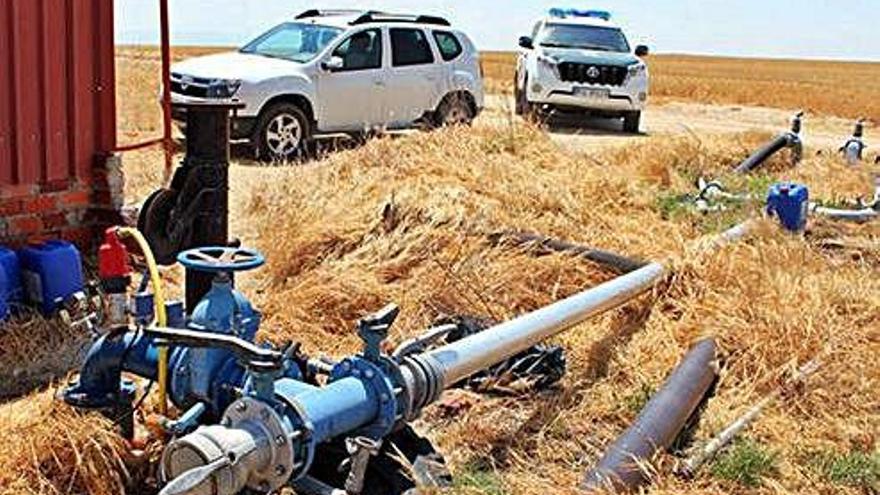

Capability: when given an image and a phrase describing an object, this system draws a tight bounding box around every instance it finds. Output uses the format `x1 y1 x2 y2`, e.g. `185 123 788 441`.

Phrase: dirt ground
483 94 857 153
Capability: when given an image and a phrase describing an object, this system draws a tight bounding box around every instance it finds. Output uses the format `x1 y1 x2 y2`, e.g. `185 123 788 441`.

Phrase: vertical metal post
159 0 173 181
174 102 242 310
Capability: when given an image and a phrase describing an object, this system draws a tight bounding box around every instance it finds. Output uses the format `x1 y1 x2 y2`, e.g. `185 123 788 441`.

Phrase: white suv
170 10 484 160
514 9 649 133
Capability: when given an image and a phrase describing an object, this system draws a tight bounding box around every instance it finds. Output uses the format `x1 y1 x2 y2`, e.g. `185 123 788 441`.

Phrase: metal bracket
344 436 382 495
357 304 399 362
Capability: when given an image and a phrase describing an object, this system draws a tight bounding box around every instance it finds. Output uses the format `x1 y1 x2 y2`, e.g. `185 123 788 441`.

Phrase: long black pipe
582 338 719 492
489 231 647 274
734 134 793 174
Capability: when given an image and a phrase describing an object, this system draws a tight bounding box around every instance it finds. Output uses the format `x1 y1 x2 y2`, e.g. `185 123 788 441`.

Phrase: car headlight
537 54 560 75
627 63 647 78
206 79 242 98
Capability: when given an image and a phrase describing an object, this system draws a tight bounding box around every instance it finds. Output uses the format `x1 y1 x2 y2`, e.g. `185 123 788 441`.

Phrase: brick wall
0 154 124 249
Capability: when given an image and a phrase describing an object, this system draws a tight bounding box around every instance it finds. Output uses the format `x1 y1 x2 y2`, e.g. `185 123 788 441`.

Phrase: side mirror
635 45 649 57
322 56 344 72
518 36 534 50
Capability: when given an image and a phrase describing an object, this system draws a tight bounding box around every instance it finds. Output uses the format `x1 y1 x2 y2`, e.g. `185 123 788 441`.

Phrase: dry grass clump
246 122 693 352
0 391 129 495
0 315 90 401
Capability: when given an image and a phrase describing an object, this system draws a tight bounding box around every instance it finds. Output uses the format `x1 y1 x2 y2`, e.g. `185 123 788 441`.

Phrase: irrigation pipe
117 227 170 416
488 231 648 274
810 204 878 223
582 338 720 491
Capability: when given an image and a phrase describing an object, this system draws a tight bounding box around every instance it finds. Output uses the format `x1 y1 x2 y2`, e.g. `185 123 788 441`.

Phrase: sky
115 0 879 61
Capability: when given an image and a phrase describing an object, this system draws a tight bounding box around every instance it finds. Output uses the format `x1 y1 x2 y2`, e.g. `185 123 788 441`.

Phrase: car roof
542 16 621 29
294 10 453 29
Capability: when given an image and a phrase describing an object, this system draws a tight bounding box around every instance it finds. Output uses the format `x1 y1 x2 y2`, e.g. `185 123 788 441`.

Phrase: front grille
170 73 213 98
171 81 209 97
558 63 627 86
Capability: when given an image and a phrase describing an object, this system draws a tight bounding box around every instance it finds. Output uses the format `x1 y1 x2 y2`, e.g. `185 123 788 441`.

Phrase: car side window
390 28 435 67
332 29 382 71
432 31 463 61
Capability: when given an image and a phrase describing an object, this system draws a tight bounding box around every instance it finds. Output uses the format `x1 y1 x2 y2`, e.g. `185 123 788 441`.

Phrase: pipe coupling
399 353 447 420
160 397 295 495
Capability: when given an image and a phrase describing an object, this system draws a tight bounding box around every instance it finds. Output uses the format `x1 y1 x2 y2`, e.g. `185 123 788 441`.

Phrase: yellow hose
117 227 169 416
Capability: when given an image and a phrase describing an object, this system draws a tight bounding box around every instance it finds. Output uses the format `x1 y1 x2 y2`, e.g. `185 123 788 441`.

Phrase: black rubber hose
582 338 719 492
489 231 647 274
734 134 791 174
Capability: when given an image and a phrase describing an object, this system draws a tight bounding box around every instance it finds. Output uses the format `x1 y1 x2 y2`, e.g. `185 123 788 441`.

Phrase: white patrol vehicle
515 9 649 133
170 10 484 160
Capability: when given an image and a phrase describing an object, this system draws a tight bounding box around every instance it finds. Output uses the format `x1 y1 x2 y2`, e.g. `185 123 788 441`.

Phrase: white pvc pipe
424 262 667 387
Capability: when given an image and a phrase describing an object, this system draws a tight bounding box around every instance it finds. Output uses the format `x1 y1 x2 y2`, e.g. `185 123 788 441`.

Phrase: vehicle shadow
230 134 373 167
541 113 648 137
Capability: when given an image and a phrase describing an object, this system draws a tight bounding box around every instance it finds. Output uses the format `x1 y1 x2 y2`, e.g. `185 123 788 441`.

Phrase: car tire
254 103 311 162
434 93 474 127
623 111 641 134
514 75 529 116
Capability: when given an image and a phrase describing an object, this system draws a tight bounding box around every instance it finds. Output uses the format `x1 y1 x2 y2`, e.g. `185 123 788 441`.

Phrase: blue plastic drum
0 267 8 321
19 240 85 315
0 246 23 304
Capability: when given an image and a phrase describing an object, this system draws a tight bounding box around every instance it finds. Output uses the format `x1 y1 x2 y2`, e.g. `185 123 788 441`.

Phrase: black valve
357 304 400 362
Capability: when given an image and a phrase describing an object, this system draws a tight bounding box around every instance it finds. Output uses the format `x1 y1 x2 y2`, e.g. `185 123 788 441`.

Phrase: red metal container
0 0 118 248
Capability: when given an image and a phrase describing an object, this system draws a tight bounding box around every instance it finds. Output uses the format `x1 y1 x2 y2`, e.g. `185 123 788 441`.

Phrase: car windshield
241 22 344 62
537 24 630 53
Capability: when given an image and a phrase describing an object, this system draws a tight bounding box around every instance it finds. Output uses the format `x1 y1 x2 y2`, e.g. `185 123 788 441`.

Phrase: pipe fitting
160 397 295 495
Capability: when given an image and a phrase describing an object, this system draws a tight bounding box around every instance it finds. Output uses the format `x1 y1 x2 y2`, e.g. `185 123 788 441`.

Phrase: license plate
574 87 609 99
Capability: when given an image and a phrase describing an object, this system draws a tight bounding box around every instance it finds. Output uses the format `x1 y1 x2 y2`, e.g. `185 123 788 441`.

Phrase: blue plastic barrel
0 246 23 304
0 267 8 321
19 240 85 315
767 183 809 233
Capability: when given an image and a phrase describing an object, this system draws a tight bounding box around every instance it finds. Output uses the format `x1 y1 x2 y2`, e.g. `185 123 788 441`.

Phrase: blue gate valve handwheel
177 247 265 273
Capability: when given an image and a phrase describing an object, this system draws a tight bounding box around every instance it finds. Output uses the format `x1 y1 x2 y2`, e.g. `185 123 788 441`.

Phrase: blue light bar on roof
548 8 612 21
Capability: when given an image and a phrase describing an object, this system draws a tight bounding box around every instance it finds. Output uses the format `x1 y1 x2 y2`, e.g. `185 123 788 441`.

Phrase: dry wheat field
0 46 877 495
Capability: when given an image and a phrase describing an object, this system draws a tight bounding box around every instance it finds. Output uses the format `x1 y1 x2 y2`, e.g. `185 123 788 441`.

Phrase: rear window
432 31 463 61
391 28 435 67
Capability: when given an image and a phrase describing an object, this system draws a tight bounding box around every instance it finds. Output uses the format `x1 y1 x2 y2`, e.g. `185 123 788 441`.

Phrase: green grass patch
454 461 507 495
811 450 880 490
656 193 695 220
710 439 778 487
623 382 655 415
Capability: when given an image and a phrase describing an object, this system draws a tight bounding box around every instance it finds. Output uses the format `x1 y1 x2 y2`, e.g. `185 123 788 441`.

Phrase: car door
316 28 385 132
382 27 446 128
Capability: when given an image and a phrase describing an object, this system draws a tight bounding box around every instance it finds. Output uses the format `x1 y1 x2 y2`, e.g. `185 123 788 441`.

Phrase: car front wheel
623 111 642 134
514 75 530 116
434 94 474 127
255 103 311 162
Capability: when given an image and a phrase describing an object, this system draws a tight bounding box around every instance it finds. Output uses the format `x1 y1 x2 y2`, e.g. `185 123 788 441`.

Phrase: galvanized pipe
582 338 719 492
812 205 878 223
422 262 667 389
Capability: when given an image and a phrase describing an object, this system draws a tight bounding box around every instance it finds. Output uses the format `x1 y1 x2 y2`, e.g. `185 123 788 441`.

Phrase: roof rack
295 9 364 20
350 11 451 26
